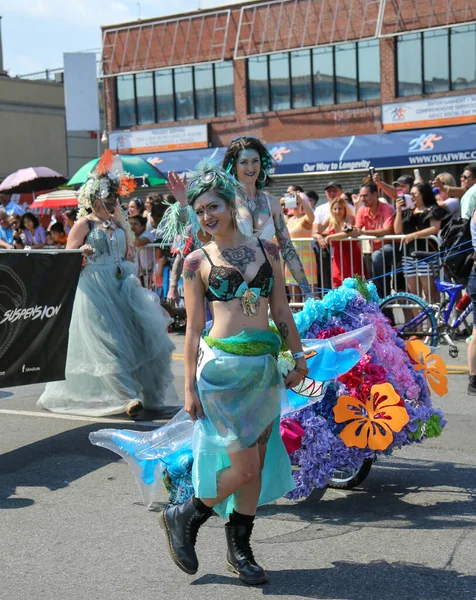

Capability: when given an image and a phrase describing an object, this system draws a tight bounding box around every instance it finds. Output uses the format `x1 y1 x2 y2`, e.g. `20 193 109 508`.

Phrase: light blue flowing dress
37 223 177 416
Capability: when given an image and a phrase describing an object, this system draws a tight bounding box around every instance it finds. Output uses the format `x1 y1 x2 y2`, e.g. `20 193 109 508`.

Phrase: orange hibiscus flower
333 383 410 451
405 340 448 396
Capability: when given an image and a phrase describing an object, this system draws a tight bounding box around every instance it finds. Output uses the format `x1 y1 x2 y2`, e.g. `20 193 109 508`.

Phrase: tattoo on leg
277 322 289 341
249 423 273 447
183 252 202 280
220 246 256 274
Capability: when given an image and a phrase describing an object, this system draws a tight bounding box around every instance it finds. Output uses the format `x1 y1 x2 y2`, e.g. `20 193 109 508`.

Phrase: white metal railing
137 235 443 309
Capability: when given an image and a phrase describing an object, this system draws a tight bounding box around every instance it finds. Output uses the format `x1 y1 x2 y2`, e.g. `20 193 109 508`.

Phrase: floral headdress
78 149 137 246
78 150 137 214
160 158 242 253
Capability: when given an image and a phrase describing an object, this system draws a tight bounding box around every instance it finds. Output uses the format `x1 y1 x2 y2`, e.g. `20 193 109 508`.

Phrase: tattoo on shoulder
262 240 280 262
277 322 289 341
184 252 202 280
220 246 256 273
278 213 286 232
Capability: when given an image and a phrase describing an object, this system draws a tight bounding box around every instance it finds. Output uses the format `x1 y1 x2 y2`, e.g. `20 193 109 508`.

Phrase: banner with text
382 94 476 131
109 124 209 154
0 252 82 388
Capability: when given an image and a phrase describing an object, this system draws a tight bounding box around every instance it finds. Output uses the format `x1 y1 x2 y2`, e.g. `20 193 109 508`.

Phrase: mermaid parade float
90 278 446 506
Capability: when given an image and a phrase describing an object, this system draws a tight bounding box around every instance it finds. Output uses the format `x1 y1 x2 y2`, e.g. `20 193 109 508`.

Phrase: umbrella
0 167 67 194
68 154 167 187
30 190 79 209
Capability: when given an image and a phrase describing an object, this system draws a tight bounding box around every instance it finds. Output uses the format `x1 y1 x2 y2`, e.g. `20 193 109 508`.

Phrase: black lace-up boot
468 375 476 396
159 496 212 574
225 522 268 585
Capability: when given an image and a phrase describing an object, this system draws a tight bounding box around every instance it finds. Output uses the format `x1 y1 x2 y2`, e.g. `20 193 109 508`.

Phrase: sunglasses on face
461 174 471 180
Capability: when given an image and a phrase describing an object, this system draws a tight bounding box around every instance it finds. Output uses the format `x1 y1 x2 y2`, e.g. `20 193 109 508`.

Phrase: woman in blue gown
37 155 176 418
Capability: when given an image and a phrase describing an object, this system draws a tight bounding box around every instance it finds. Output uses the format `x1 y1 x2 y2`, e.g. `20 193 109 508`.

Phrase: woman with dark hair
20 212 46 249
63 208 78 233
128 197 145 217
37 151 176 418
394 182 448 302
166 137 312 297
158 162 306 585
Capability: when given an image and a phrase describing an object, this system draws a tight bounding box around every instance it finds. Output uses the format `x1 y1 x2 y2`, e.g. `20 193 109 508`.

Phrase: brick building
101 0 476 195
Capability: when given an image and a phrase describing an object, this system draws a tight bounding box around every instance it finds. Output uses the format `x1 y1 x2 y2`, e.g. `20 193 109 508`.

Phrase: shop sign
382 94 476 131
109 124 208 154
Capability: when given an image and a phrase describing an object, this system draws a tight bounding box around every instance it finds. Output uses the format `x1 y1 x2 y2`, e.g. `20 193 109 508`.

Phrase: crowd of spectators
280 163 476 301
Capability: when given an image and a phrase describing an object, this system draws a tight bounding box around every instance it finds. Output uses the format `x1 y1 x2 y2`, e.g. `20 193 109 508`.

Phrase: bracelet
293 365 309 377
178 204 188 212
292 351 305 359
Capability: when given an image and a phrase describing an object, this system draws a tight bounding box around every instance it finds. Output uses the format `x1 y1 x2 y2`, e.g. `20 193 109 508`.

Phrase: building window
194 64 215 119
397 24 476 97
312 47 335 106
451 24 476 90
397 33 423 97
424 29 449 93
291 50 312 108
155 69 174 123
135 72 155 125
269 53 291 110
358 39 380 100
215 62 235 116
247 40 379 113
174 67 194 121
117 75 136 127
335 43 358 104
115 62 235 128
248 56 270 113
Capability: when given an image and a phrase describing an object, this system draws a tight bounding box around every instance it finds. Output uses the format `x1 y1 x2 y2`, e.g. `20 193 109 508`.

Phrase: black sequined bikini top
202 239 274 303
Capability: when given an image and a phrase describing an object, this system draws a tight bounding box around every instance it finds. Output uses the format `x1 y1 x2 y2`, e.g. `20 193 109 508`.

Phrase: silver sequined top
85 226 126 266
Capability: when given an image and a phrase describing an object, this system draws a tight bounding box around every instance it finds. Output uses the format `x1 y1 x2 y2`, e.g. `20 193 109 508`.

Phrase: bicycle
378 250 472 358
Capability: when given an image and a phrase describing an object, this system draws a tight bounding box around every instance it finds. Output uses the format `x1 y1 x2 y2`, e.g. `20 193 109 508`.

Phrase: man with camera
354 182 395 298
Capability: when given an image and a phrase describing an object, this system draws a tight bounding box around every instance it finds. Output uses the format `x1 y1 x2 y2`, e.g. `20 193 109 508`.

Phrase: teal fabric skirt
192 328 295 517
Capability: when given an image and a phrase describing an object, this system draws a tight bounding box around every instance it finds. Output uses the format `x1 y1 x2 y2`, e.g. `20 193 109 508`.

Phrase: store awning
139 123 476 176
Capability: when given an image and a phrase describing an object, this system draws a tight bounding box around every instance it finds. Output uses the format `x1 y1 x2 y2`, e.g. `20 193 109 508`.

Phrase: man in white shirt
0 194 25 216
313 181 343 228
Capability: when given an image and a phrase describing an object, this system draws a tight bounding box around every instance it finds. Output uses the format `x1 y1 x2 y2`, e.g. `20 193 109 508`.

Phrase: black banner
0 252 82 387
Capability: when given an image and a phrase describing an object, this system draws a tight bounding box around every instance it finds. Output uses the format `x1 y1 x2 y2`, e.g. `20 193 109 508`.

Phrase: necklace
245 191 259 213
95 215 112 229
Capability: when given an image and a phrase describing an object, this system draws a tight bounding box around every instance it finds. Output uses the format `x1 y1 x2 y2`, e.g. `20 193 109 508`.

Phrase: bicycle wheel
379 292 438 347
326 459 373 490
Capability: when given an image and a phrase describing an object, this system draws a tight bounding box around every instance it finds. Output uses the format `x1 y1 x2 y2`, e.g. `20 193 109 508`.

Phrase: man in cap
373 173 414 209
313 181 354 232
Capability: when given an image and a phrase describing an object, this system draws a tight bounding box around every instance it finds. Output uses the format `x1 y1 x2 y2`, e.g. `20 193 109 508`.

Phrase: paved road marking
0 408 159 426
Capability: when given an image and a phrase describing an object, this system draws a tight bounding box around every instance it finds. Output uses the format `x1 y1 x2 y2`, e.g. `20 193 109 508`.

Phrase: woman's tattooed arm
277 322 289 342
262 240 281 263
183 251 203 280
274 213 312 295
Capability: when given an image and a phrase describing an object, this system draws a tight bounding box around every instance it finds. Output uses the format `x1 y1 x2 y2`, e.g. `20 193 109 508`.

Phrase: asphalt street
0 333 475 600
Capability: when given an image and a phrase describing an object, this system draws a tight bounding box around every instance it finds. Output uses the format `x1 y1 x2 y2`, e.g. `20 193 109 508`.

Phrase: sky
1 0 244 76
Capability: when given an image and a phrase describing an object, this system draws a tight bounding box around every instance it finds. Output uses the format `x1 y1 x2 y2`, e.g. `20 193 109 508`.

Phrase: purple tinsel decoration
285 279 446 500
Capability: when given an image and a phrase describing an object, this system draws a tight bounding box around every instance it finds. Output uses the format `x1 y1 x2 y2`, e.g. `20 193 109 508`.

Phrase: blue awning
139 123 476 176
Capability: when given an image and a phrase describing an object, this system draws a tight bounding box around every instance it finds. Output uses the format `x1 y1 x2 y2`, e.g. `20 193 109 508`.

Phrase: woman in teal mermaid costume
159 163 308 586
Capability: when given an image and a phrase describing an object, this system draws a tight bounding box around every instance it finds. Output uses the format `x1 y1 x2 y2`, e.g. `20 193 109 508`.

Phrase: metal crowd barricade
137 235 442 310
136 243 182 304
288 234 442 308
